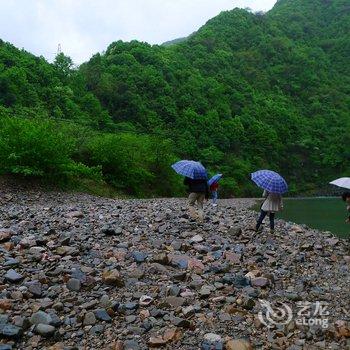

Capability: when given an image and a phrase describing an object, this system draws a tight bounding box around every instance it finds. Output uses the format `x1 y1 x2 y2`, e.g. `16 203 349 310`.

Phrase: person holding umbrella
341 192 350 223
330 177 350 223
172 160 209 222
251 170 288 233
208 174 222 207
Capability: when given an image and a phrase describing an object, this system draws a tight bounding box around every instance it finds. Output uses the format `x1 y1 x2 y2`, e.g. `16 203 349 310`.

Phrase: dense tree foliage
0 0 349 196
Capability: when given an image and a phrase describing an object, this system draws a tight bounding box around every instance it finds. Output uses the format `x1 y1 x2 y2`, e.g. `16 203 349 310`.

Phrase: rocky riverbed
0 189 349 350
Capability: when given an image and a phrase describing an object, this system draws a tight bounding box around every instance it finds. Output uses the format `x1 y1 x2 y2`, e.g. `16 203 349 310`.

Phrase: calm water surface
255 197 349 238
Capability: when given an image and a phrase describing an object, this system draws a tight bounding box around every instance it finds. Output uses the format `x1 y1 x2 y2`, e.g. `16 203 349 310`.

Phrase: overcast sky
0 0 277 64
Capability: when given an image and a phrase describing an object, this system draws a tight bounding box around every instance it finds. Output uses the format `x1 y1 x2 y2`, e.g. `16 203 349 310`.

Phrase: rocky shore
0 189 349 350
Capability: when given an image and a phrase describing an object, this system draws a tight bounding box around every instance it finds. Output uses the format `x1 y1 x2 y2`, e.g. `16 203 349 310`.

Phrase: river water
255 197 349 238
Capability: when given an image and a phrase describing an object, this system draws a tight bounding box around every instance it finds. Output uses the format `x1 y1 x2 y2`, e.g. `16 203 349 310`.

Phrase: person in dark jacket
184 177 209 221
342 192 350 223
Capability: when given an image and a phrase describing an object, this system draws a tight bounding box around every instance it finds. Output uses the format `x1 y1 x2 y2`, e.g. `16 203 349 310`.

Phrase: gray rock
190 234 204 243
4 269 23 283
4 258 19 267
30 311 52 325
58 233 71 245
125 315 137 323
47 312 62 327
0 344 13 350
251 277 269 287
124 302 138 310
28 282 42 297
219 313 231 322
228 227 242 237
35 323 55 337
94 309 112 322
132 251 148 263
164 296 185 308
167 285 181 297
202 333 223 350
13 316 30 329
0 324 23 339
66 278 81 291
171 317 191 328
182 305 195 317
83 312 96 326
89 324 104 335
99 294 111 308
124 339 140 350
199 286 212 298
0 315 9 324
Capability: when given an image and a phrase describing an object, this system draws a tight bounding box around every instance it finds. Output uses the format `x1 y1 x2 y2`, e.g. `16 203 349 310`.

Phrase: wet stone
164 296 185 308
0 344 12 350
47 312 62 327
251 277 269 287
124 340 140 350
99 294 111 308
132 251 148 263
30 311 52 325
0 316 9 324
202 333 223 350
190 234 204 243
66 278 81 291
83 312 96 326
94 309 112 322
171 317 191 328
167 285 181 297
90 324 104 335
125 315 137 323
13 316 28 329
4 258 19 267
124 302 138 310
5 269 23 283
0 324 23 339
35 324 55 337
28 282 42 297
182 305 195 317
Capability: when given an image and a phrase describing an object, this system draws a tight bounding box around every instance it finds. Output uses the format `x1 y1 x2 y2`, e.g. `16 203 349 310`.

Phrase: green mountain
0 0 349 196
162 36 189 46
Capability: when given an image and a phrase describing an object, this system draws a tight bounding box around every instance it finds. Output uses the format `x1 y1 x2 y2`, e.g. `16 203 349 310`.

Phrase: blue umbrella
251 170 288 194
208 174 223 186
172 160 207 180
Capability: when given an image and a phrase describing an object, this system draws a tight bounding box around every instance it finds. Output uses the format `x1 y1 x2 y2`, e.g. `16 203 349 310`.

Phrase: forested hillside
0 0 349 197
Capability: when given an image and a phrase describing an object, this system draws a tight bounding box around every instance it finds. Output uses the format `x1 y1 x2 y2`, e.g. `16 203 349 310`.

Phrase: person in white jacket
255 190 283 233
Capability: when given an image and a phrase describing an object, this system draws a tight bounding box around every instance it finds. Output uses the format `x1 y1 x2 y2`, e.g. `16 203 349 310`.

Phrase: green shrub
0 117 101 183
86 133 179 196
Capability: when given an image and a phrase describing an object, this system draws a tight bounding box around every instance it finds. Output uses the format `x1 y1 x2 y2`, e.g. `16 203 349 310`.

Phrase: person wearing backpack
184 177 209 222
